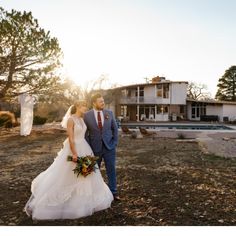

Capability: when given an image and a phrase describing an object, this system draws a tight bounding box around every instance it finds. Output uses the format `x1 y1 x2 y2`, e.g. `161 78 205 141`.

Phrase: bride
24 101 114 220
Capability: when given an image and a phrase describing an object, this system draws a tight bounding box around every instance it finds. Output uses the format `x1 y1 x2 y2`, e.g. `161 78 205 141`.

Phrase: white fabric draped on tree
18 93 35 136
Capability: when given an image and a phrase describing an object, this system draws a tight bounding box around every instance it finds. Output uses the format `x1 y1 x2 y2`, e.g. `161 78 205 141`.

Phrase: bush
33 116 47 125
4 120 13 128
131 131 137 139
177 133 186 139
47 110 60 122
0 113 12 127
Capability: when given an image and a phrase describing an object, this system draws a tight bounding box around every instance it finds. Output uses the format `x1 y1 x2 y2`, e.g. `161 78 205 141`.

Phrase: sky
1 0 236 96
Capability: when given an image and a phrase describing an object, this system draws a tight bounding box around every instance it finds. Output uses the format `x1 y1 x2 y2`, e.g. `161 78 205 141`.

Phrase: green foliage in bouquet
67 155 99 177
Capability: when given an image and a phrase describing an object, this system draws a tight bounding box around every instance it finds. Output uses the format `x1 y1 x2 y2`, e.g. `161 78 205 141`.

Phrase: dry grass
0 129 236 226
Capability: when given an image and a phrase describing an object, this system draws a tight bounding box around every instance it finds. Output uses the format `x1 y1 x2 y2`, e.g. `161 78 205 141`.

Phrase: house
187 98 236 122
106 76 236 123
108 76 188 122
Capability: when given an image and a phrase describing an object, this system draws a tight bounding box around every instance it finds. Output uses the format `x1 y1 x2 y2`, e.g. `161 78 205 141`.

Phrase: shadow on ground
0 129 235 226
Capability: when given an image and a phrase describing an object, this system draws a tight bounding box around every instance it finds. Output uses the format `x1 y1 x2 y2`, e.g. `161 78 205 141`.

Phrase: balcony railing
119 96 170 104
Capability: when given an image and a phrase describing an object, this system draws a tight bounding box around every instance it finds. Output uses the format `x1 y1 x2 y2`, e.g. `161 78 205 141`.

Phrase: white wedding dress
24 115 113 220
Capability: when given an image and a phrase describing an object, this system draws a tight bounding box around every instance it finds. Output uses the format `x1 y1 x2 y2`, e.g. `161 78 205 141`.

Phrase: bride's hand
72 154 78 162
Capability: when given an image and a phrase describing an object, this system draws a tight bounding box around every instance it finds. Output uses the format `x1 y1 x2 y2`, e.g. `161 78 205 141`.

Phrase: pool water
122 124 233 130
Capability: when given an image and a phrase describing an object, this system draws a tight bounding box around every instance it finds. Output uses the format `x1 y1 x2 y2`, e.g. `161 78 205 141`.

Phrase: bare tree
187 82 212 100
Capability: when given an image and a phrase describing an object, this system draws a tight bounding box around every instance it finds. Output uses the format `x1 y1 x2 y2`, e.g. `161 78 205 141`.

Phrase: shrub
33 116 47 125
4 120 13 128
177 133 186 139
131 131 137 139
0 113 12 127
47 110 60 122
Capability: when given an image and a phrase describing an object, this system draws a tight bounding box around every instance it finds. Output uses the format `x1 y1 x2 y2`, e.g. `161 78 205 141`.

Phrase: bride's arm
67 118 78 162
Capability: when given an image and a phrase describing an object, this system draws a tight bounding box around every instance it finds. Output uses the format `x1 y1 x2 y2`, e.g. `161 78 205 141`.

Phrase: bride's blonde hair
70 100 87 114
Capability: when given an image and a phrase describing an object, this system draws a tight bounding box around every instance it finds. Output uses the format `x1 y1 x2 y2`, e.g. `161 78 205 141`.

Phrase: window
121 105 125 116
121 105 127 117
164 106 168 113
191 103 206 118
157 105 168 114
163 84 169 98
192 107 195 118
121 89 127 96
156 84 162 97
127 90 131 97
135 87 144 97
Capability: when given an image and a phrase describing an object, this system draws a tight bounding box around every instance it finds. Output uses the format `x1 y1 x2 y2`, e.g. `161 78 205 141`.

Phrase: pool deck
119 122 236 158
120 121 236 131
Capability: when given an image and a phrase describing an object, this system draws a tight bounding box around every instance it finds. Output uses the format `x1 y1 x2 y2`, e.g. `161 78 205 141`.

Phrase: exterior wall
206 105 223 121
155 114 169 121
144 85 155 97
116 104 121 117
187 102 236 122
187 103 192 120
170 83 187 105
222 105 236 121
129 105 137 121
169 105 186 120
143 85 161 103
155 97 170 104
169 105 179 114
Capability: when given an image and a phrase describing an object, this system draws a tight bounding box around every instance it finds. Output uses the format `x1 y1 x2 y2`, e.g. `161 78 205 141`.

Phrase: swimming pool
121 124 233 130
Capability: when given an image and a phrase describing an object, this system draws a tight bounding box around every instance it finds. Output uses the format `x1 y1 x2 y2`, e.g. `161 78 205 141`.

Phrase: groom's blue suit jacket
84 109 118 153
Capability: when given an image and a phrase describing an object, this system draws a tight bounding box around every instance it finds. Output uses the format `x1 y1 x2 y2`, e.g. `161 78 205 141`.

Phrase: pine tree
0 7 62 100
215 66 236 101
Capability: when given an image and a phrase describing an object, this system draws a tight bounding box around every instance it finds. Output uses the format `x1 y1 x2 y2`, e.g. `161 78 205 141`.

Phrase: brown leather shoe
113 194 121 201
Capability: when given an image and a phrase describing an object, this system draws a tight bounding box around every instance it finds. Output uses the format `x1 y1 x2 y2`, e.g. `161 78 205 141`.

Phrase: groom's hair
91 93 103 103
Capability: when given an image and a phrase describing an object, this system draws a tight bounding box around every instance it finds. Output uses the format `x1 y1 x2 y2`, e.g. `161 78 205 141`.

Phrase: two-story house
109 77 188 122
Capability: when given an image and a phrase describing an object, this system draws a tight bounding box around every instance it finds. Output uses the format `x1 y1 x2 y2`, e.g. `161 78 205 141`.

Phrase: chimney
151 76 165 83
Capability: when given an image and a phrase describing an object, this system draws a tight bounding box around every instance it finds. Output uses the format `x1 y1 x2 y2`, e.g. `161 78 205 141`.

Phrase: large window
135 87 144 97
156 84 169 98
121 105 128 117
121 89 131 97
163 84 169 98
191 103 206 119
139 105 155 120
156 84 162 97
157 105 168 114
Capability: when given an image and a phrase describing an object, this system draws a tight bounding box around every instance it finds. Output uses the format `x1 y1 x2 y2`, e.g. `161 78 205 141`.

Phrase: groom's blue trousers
94 143 117 195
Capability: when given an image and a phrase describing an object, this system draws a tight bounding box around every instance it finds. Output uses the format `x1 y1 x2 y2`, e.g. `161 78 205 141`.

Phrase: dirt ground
0 127 236 226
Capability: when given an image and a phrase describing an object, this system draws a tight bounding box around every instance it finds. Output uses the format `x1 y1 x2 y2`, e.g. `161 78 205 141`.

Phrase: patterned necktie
97 111 103 130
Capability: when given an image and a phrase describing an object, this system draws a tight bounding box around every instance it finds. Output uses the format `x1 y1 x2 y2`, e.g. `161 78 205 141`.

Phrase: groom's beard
94 106 104 111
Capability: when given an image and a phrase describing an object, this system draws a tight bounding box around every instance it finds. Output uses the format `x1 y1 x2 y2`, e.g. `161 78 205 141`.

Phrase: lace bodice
70 115 87 141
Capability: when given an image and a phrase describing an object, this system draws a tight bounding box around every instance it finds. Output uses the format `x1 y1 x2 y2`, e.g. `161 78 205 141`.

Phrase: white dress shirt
93 109 104 126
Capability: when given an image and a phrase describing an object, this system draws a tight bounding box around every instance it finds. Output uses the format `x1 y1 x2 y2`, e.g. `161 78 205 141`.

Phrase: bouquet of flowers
67 155 99 177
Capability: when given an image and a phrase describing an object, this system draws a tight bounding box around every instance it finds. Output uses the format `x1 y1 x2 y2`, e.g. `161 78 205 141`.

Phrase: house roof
187 98 236 105
112 81 188 90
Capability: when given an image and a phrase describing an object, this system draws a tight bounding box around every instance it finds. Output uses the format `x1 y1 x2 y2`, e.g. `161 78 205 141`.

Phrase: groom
84 93 120 201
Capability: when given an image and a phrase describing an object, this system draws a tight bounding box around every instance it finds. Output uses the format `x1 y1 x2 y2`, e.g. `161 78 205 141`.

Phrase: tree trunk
0 49 16 99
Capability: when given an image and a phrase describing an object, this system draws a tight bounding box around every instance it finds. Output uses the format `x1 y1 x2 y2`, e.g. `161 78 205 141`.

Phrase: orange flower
82 167 87 173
